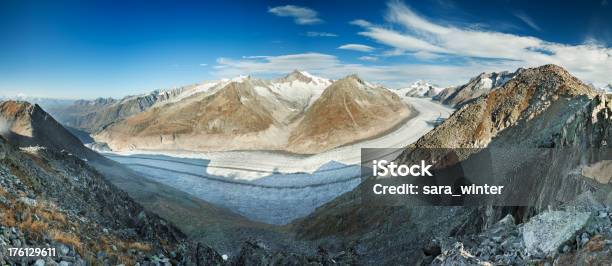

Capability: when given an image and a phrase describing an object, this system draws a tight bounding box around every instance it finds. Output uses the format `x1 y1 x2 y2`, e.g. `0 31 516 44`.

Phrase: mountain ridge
92 73 411 154
434 68 522 107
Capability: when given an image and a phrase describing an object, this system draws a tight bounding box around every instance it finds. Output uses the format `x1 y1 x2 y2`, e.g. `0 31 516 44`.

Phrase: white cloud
268 5 322 25
338 44 375 52
213 53 339 77
350 19 372 27
306 31 338 37
351 1 612 87
199 63 208 66
359 56 378 61
513 11 541 31
412 51 444 60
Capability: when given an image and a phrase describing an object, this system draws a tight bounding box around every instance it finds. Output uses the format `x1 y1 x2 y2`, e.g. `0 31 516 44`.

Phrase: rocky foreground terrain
0 101 236 265
0 135 227 265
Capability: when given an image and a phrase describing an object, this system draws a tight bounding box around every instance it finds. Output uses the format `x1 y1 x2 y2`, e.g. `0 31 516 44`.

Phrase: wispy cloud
268 5 322 25
214 53 338 76
350 19 372 27
351 1 612 86
338 44 375 52
513 11 541 31
306 31 338 37
212 52 512 88
358 56 378 61
199 63 208 66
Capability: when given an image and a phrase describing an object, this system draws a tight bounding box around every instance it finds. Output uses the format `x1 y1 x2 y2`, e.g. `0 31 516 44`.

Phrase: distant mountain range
90 71 410 154
393 80 443 98
0 95 75 108
600 84 612 94
433 69 522 107
3 68 610 155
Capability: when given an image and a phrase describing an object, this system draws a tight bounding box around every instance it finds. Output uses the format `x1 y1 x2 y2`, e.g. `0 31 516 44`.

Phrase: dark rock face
182 242 225 266
233 240 356 265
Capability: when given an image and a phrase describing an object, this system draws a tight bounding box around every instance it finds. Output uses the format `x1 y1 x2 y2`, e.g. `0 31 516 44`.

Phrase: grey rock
0 195 9 206
17 196 37 206
12 238 21 247
521 211 591 256
57 244 70 256
562 245 571 253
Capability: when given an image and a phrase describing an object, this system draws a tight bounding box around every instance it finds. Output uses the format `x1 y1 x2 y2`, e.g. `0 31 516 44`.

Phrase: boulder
521 211 591 256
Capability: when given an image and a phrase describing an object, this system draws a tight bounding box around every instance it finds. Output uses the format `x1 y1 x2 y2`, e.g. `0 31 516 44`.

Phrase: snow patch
254 86 274 98
479 77 493 90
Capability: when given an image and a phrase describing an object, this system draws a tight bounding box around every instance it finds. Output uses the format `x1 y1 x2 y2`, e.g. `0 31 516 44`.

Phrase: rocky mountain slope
289 64 612 264
47 71 331 136
93 73 410 154
434 69 521 107
93 77 302 152
287 75 411 153
0 101 100 161
0 133 226 265
411 64 594 149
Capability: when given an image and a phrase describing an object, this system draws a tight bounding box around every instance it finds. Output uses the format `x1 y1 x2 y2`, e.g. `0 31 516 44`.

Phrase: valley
96 97 451 225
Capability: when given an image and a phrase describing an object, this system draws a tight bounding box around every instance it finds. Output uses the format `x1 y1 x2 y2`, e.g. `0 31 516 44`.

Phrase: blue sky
1 0 611 99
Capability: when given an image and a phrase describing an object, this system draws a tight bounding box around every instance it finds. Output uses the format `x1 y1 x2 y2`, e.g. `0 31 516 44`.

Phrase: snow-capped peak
267 70 332 107
410 80 429 88
599 84 612 94
297 70 315 79
278 70 331 86
231 75 250 83
394 80 443 98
